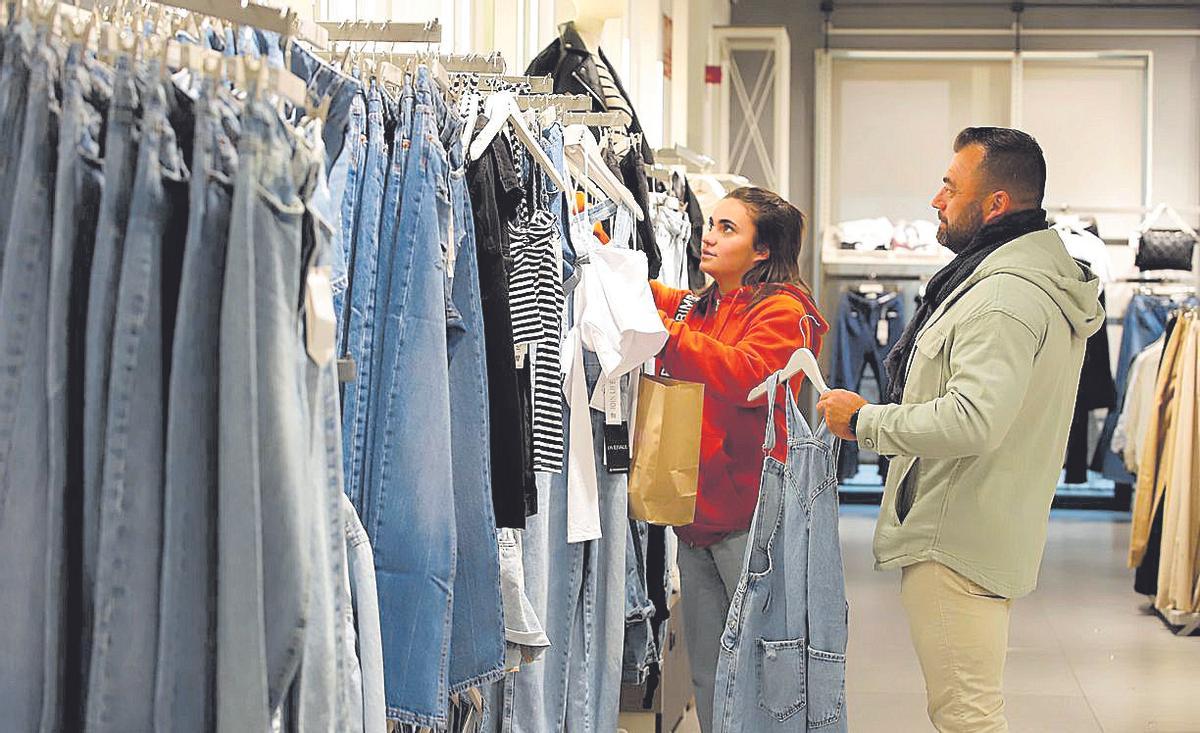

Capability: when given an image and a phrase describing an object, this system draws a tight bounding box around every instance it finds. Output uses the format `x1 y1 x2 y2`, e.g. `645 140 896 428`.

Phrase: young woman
649 187 828 733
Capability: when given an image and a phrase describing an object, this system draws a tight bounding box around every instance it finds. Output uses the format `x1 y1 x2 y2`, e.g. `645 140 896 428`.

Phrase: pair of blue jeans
0 33 59 732
359 68 456 727
340 81 387 516
488 352 630 733
217 93 318 732
444 110 506 695
295 119 349 732
623 519 657 685
831 290 904 482
712 374 848 733
82 56 140 660
287 42 363 307
0 21 32 273
87 64 190 733
155 79 240 733
46 44 110 731
342 492 387 733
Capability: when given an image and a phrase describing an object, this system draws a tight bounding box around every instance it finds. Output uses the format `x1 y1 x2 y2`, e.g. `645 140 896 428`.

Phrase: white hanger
1138 203 1198 239
468 91 569 193
563 124 644 221
747 348 830 403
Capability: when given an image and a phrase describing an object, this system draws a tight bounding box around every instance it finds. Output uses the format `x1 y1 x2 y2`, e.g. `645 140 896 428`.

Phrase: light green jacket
856 228 1104 598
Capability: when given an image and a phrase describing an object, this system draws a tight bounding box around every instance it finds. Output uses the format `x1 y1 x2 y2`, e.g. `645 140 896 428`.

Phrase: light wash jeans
712 374 848 733
87 67 190 733
155 79 238 733
362 67 456 728
487 351 629 733
677 532 749 733
0 33 57 732
46 44 109 732
218 94 318 732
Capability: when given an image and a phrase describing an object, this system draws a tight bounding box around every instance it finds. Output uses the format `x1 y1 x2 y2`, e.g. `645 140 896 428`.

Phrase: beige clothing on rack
1113 337 1165 472
1155 315 1199 614
1129 314 1187 569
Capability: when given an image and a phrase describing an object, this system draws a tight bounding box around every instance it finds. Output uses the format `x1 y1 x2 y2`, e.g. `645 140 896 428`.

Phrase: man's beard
937 203 984 254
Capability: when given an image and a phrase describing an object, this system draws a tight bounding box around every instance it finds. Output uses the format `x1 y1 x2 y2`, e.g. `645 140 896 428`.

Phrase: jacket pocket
896 459 919 524
806 646 847 728
909 324 950 399
756 638 806 722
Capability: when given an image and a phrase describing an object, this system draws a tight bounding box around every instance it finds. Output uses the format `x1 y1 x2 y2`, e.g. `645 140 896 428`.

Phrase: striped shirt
507 209 566 473
592 54 634 120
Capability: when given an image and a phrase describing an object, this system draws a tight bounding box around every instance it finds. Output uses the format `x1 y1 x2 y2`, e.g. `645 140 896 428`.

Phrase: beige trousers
901 561 1014 733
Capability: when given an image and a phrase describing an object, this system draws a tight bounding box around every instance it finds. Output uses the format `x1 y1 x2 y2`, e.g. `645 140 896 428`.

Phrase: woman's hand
817 389 868 442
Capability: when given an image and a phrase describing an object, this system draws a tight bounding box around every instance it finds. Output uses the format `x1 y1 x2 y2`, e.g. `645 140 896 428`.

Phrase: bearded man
817 128 1104 733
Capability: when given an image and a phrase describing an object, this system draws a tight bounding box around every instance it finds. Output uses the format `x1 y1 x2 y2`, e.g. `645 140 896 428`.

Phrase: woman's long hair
692 186 812 316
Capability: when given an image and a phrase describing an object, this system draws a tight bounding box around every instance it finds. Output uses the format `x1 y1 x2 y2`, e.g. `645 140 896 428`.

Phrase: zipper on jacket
571 69 607 110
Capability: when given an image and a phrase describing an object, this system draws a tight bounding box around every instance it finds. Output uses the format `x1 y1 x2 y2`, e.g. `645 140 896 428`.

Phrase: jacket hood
968 228 1104 339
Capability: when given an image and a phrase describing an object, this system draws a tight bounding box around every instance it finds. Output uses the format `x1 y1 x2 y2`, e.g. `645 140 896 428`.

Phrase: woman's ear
754 247 770 263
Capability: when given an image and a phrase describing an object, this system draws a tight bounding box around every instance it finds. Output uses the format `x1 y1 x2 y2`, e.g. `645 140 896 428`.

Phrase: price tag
515 343 529 369
305 266 337 367
876 317 889 348
604 423 631 473
604 380 622 425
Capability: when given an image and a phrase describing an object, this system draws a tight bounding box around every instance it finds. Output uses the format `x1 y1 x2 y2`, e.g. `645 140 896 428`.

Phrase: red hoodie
650 280 829 548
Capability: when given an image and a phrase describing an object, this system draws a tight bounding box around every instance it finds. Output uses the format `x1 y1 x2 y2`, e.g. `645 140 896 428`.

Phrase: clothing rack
318 19 440 44
655 144 715 172
561 110 632 128
153 0 329 48
517 94 591 112
479 74 551 93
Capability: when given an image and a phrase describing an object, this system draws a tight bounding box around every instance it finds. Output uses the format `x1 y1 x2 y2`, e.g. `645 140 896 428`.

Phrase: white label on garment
515 343 529 369
876 317 889 348
305 266 337 367
446 214 458 277
604 380 622 425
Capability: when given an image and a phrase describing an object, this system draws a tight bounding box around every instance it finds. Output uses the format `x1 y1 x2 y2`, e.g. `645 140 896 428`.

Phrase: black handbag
1136 229 1197 272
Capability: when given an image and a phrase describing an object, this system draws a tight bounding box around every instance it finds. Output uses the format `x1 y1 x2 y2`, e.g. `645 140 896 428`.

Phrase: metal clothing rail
152 0 329 47
319 20 440 44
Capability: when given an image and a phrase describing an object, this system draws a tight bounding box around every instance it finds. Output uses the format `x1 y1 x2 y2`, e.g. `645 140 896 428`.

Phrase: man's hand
817 389 869 442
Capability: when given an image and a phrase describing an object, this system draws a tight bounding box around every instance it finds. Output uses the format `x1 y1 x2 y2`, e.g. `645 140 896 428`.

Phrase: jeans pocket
756 637 806 722
806 646 847 728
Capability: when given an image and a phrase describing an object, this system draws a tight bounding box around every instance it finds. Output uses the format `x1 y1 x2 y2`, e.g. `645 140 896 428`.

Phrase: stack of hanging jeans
831 290 905 482
0 26 370 732
297 48 507 728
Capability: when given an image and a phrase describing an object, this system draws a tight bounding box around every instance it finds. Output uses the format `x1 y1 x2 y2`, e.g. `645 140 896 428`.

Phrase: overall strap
761 372 782 454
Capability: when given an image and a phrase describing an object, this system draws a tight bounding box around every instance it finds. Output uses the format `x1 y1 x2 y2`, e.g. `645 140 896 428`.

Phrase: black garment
526 22 655 164
1064 290 1117 484
833 291 906 481
526 22 662 278
467 116 537 527
682 180 705 290
619 145 660 278
883 208 1050 404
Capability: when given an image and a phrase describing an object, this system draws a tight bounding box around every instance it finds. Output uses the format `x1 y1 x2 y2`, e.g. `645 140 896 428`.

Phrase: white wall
730 2 1200 231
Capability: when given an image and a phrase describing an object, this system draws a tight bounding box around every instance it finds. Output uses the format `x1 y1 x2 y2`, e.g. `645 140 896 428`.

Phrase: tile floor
671 506 1200 733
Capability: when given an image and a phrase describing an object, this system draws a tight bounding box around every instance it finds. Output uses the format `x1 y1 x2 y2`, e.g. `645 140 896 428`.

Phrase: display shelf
821 248 953 279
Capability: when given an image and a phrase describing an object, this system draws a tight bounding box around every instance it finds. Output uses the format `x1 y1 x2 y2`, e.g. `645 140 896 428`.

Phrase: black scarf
882 208 1048 404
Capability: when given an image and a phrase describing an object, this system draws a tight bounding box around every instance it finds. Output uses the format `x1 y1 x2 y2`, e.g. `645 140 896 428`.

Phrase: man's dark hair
954 127 1046 207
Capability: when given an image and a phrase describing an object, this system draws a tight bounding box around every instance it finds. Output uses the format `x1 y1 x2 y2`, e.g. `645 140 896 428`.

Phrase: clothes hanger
468 90 570 193
747 347 830 403
562 123 642 220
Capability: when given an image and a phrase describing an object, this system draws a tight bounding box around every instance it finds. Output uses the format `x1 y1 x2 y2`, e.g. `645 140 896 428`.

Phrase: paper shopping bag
628 374 704 526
